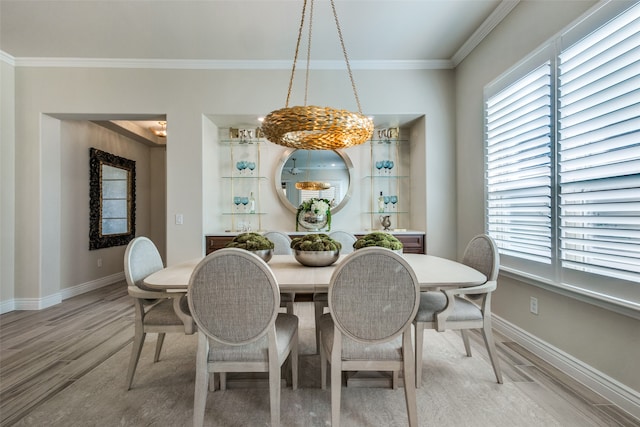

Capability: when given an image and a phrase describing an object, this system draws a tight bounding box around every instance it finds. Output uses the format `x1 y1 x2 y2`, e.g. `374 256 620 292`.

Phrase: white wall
59 120 164 288
455 0 640 394
0 57 16 311
4 65 457 309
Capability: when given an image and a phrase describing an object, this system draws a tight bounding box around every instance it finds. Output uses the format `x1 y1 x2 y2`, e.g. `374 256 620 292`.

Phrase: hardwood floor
0 283 133 426
1 282 638 426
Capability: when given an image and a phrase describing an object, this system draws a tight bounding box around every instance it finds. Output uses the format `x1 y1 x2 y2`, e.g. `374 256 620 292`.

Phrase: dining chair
312 231 357 353
413 234 503 387
264 231 295 315
318 247 420 427
188 248 299 427
124 236 196 390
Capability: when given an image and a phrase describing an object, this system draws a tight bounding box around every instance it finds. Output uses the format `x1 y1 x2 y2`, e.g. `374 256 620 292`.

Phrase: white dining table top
143 253 487 293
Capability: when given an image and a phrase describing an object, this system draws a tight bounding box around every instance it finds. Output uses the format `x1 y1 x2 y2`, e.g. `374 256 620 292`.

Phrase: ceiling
1 0 517 143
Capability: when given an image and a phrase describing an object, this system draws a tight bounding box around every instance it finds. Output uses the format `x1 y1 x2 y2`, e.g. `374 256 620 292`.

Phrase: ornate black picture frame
89 147 136 250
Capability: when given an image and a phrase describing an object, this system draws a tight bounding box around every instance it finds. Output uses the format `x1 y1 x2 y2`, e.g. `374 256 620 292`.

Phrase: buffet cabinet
205 232 424 255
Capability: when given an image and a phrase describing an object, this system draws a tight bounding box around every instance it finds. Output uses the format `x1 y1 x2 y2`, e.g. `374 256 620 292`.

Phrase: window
485 1 640 310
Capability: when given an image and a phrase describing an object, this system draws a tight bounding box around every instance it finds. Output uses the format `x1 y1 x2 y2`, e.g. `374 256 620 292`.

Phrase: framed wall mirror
275 149 353 214
89 148 136 250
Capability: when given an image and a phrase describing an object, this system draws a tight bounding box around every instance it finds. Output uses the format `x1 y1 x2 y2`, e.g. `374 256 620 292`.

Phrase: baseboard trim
0 299 16 314
493 315 640 420
0 273 124 314
59 272 125 300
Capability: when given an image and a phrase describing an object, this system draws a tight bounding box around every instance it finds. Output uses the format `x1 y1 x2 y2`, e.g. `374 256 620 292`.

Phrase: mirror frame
89 147 136 250
275 148 354 214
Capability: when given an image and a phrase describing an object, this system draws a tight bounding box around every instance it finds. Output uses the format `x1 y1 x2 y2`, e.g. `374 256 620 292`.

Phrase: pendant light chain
285 0 308 108
284 0 362 112
304 0 314 106
330 0 363 114
261 0 374 150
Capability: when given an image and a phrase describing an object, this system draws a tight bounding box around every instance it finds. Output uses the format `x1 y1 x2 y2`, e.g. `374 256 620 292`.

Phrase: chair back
124 236 164 291
462 234 500 282
328 247 420 343
263 231 293 255
188 248 279 345
329 231 357 254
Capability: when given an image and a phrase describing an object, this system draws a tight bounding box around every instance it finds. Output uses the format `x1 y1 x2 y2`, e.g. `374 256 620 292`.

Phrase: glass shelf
369 139 408 145
365 211 407 215
219 138 265 146
223 212 266 216
365 175 409 179
222 175 267 180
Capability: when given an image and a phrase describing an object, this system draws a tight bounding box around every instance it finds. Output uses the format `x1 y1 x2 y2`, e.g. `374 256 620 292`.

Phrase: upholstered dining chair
264 231 295 315
312 231 358 353
188 248 299 427
413 234 503 387
124 236 195 390
318 247 420 427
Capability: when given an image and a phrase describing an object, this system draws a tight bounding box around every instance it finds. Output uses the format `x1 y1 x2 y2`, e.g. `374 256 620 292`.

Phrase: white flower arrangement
311 199 329 215
296 197 332 231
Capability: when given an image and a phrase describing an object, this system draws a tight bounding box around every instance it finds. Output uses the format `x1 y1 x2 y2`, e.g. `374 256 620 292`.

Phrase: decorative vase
297 210 328 231
380 215 391 231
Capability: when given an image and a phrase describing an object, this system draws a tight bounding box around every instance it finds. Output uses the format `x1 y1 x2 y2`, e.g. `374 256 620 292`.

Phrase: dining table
143 253 487 294
143 252 487 388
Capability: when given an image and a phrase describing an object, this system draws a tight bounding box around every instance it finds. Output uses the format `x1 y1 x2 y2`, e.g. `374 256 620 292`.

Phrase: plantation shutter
557 2 640 282
485 63 553 264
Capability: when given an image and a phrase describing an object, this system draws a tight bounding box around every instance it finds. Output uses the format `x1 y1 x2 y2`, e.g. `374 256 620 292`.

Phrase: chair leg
414 322 425 388
126 329 146 390
269 347 281 426
392 370 399 389
460 329 472 357
286 301 294 315
314 301 325 354
331 363 342 427
154 332 166 362
320 333 327 390
402 332 418 427
193 333 209 427
481 323 503 384
219 372 227 391
291 330 299 391
330 334 342 427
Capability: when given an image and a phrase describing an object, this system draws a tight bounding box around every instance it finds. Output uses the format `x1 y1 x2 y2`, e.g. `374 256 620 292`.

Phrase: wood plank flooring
0 283 133 426
1 282 638 426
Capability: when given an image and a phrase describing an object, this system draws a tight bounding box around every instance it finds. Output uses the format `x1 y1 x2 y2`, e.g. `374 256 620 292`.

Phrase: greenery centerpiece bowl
353 231 403 254
225 232 275 263
290 233 342 267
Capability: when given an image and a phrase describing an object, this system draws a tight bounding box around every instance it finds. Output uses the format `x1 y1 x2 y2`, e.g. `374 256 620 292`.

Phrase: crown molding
10 57 454 70
451 0 520 67
0 50 16 66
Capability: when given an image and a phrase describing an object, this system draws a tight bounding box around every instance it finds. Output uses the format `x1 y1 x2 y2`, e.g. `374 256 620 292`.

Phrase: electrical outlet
175 214 184 225
530 296 538 315
97 258 102 268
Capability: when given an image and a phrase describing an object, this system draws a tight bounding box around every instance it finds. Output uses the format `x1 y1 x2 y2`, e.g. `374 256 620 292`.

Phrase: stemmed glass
236 161 247 175
241 196 249 212
387 160 394 174
248 162 256 175
390 195 398 210
375 161 383 175
233 196 241 211
383 196 390 209
383 160 391 174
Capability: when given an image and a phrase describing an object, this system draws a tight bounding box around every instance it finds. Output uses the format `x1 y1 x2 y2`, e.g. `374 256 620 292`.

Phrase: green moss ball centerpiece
225 232 275 262
290 233 341 267
353 232 403 253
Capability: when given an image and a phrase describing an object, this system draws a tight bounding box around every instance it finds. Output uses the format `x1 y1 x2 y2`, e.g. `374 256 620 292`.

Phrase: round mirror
275 149 353 214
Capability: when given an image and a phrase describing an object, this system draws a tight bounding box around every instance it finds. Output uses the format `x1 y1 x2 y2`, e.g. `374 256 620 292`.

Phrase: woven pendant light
261 0 374 150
